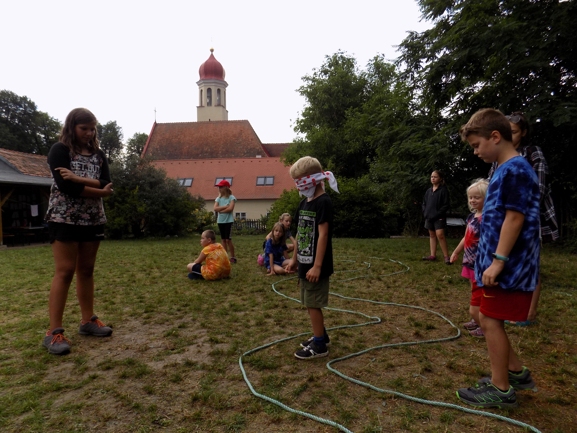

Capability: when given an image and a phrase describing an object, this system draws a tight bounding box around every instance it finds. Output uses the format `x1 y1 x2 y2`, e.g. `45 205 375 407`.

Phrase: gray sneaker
456 382 518 409
78 315 113 337
478 366 537 391
43 328 71 355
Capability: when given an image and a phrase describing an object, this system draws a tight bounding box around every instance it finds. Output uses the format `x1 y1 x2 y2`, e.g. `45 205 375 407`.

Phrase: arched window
216 89 221 106
207 88 212 106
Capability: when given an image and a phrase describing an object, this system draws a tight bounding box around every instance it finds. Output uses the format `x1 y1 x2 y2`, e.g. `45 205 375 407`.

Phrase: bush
266 177 401 239
330 177 400 238
266 188 302 232
105 157 205 238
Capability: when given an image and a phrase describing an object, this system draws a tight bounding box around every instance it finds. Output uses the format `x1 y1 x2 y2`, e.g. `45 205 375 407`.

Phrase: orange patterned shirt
201 243 231 280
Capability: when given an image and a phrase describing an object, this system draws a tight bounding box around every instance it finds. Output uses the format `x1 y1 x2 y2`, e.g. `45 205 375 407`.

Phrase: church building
141 49 294 220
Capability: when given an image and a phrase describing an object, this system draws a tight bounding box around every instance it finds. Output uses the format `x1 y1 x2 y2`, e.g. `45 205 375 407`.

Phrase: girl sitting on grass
264 222 292 276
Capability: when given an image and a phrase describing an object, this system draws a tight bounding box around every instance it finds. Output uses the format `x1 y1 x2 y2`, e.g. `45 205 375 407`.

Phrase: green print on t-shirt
297 210 316 265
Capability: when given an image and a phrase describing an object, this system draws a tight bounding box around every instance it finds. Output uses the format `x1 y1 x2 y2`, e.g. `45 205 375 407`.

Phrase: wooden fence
232 219 268 233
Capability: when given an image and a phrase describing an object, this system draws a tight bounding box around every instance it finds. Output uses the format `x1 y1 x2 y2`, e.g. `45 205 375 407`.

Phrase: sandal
422 255 436 261
444 256 452 265
463 318 478 331
469 327 485 338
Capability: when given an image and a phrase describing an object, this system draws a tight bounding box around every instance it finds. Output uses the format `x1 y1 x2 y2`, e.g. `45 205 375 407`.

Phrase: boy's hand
285 258 297 273
482 260 505 287
306 265 321 283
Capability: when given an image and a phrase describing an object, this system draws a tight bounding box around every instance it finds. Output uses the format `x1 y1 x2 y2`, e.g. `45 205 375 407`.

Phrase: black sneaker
78 315 113 337
478 366 537 391
456 382 518 409
300 333 331 348
43 328 71 355
294 341 328 360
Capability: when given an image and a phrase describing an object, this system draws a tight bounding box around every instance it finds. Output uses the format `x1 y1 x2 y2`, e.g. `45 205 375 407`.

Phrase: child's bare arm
450 237 466 263
219 201 236 214
306 222 328 283
192 252 207 265
285 242 298 272
268 253 276 275
482 210 524 287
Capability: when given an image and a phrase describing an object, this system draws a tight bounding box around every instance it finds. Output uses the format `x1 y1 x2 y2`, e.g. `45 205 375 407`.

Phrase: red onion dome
199 48 225 80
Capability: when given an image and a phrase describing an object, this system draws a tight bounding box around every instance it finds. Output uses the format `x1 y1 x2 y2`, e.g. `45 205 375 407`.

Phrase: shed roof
0 148 52 186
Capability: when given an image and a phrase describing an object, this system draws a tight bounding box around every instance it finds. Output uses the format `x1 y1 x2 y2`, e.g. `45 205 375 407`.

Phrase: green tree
105 158 205 238
0 90 60 154
125 132 148 158
98 121 123 162
283 51 368 178
283 52 449 236
34 111 62 154
397 0 577 234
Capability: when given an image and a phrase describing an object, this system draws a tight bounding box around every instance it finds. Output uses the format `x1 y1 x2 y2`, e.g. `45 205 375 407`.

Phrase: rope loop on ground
239 257 542 433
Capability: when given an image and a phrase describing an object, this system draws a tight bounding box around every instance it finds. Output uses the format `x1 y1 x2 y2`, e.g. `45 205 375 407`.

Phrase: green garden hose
239 258 541 433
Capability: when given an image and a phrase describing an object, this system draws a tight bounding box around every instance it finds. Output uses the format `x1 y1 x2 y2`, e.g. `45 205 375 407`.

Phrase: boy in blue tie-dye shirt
456 108 540 409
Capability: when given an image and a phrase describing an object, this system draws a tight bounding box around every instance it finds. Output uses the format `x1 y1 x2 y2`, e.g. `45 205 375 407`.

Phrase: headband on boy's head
294 171 339 198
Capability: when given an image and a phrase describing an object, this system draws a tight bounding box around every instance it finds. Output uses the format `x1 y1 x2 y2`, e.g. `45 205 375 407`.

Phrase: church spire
197 48 228 122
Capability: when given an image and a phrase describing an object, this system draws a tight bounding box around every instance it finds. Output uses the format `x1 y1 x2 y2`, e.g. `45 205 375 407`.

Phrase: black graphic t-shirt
294 193 334 279
45 142 110 226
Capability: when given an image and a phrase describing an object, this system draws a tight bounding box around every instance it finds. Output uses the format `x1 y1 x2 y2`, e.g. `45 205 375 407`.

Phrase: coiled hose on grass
239 258 542 433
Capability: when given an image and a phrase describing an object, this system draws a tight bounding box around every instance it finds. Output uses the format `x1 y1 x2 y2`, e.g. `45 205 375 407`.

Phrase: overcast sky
2 1 430 144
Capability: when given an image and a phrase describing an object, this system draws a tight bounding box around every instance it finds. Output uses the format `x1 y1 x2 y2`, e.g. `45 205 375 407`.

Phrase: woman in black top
422 170 451 264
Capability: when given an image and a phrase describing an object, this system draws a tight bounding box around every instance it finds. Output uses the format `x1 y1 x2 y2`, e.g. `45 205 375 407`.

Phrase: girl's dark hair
507 111 531 147
271 222 286 245
59 108 100 155
433 169 446 185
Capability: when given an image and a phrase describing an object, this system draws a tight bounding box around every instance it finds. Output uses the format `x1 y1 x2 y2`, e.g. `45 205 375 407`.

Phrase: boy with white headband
286 156 338 359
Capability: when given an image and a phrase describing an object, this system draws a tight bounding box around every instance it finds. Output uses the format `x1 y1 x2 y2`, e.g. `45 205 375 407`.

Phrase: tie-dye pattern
475 157 540 291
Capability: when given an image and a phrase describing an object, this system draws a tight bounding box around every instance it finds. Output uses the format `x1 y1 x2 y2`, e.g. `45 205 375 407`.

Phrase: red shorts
470 280 483 307
479 287 533 321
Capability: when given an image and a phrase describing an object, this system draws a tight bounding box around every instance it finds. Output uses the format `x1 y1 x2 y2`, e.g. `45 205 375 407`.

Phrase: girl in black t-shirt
43 108 114 355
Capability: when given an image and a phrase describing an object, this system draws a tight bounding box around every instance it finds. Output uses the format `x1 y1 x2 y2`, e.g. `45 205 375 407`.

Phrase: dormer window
177 178 193 187
256 176 274 186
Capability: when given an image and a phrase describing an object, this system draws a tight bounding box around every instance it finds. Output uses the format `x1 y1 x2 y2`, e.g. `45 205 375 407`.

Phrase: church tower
197 48 228 122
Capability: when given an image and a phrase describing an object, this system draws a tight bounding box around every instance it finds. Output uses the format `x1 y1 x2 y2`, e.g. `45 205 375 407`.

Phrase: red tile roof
142 120 271 160
153 158 294 200
0 148 51 177
262 143 290 157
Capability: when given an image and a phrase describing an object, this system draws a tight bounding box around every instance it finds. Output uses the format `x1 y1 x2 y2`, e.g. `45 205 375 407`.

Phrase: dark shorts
188 263 204 280
424 218 447 231
479 287 532 321
218 223 233 240
300 277 330 309
49 222 104 243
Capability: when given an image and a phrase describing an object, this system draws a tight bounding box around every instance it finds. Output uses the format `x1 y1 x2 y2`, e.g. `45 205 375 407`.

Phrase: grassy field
1 235 576 433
